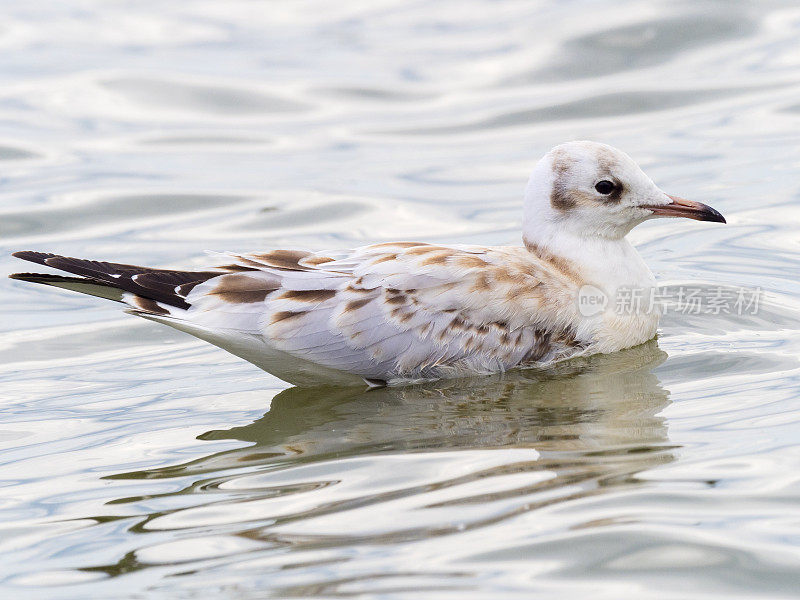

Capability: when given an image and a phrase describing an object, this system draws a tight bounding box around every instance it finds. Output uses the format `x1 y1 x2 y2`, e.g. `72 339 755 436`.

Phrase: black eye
595 180 615 195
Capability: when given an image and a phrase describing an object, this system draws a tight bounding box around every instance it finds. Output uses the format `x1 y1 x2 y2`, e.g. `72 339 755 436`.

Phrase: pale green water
2 0 800 598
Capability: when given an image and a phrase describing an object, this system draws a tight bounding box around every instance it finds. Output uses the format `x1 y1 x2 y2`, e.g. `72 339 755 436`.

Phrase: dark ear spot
551 182 576 211
550 152 577 211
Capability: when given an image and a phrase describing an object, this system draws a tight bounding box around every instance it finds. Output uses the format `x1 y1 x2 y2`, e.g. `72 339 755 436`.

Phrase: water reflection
207 340 670 461
94 342 675 578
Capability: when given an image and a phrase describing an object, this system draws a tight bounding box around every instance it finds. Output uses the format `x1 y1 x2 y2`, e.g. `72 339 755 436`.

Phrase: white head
523 141 725 244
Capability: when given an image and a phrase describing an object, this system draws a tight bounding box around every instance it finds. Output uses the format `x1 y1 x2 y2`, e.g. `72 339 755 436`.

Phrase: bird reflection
124 340 674 483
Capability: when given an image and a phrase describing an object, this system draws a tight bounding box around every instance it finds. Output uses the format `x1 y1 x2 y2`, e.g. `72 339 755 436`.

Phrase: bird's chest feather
593 309 660 352
572 240 660 352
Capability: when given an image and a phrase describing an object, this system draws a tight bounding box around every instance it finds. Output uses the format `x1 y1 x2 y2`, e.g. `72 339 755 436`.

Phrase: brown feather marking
345 297 373 312
450 316 468 330
522 239 583 284
208 273 277 304
345 284 376 294
522 330 553 363
250 249 313 270
370 253 397 265
470 272 491 292
215 289 270 303
218 264 260 272
279 289 336 302
421 252 452 266
552 326 585 349
209 274 273 291
490 266 525 285
132 296 170 315
404 245 447 256
491 320 511 331
390 307 414 323
300 255 335 266
455 255 487 269
270 310 307 324
385 293 407 305
234 256 273 269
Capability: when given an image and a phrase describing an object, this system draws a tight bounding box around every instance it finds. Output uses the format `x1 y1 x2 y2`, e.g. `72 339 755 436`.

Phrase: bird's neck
523 226 655 294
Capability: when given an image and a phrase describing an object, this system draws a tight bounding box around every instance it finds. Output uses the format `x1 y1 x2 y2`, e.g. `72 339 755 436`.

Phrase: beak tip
706 208 726 224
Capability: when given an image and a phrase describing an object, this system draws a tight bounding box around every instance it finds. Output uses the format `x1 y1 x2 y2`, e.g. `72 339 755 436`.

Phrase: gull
11 141 725 387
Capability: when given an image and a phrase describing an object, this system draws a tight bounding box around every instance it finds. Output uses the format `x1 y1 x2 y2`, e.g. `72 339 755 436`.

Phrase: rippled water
3 0 800 597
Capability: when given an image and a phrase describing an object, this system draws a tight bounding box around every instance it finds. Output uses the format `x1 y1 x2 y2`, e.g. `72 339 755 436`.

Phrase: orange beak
642 195 726 223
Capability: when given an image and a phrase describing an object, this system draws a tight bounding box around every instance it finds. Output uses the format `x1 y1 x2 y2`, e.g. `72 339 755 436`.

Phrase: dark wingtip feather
10 272 126 302
11 250 223 310
12 250 58 266
9 272 116 287
10 272 52 281
9 272 40 281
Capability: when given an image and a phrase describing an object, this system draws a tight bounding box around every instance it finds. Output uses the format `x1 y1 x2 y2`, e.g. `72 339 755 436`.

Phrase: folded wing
12 243 586 385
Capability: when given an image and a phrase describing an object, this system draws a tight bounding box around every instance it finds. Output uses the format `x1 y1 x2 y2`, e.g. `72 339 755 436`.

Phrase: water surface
2 0 800 598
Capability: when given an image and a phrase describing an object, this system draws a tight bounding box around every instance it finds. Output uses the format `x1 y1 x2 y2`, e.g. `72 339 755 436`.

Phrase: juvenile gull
11 141 725 387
